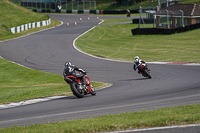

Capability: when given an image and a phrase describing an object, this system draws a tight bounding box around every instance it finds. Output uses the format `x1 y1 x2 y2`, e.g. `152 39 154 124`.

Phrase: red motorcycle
64 74 96 98
139 63 152 79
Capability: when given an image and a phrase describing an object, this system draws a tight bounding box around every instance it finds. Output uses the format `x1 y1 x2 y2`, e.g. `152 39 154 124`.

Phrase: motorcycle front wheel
70 82 84 98
90 85 96 96
144 70 152 79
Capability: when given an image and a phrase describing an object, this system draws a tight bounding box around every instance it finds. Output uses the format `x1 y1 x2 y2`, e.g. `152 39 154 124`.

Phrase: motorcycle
64 73 96 98
138 63 152 79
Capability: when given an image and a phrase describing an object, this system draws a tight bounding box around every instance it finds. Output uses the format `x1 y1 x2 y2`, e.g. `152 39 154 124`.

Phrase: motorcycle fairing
139 64 145 71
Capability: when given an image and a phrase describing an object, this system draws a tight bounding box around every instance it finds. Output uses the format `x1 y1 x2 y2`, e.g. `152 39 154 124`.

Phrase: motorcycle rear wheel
70 82 84 98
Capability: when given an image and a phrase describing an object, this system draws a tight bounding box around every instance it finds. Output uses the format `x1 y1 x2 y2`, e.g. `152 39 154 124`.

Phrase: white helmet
65 61 71 67
134 56 139 60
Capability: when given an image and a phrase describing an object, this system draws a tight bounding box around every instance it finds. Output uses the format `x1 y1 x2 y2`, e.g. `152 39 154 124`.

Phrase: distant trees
116 0 129 6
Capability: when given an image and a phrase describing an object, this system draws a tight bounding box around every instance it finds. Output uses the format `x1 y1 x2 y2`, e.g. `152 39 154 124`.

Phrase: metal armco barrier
8 18 51 34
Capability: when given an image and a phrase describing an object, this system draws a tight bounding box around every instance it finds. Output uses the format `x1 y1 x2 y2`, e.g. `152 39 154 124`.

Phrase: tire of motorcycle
70 83 84 98
90 85 96 96
144 70 152 79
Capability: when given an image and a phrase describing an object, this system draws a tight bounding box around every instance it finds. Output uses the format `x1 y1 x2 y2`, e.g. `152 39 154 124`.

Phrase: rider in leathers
63 61 87 87
133 56 145 73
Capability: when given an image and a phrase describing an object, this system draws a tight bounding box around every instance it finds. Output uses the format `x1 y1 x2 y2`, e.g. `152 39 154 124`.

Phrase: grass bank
76 23 200 63
0 104 200 132
0 57 107 104
0 0 61 41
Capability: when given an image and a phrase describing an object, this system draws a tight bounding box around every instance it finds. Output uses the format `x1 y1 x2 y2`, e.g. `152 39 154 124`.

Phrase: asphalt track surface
0 14 200 131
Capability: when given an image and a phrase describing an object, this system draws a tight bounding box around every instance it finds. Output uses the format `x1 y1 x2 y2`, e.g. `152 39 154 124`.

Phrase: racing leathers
133 59 145 73
63 65 86 86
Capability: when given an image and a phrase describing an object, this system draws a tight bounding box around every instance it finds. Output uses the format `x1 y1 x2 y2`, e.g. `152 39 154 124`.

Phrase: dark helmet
64 61 71 67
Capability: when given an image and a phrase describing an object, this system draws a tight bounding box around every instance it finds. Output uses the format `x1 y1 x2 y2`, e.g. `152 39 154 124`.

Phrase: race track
0 14 200 128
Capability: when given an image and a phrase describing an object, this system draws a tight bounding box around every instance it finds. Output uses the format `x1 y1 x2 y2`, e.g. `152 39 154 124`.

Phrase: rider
63 61 87 88
133 56 145 73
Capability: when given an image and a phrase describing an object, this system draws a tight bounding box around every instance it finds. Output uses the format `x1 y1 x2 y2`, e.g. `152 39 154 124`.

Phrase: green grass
0 19 61 41
96 0 156 10
95 13 146 24
76 23 200 63
0 58 107 104
102 18 132 23
179 0 200 4
0 0 50 41
0 0 49 27
96 0 200 10
0 104 200 132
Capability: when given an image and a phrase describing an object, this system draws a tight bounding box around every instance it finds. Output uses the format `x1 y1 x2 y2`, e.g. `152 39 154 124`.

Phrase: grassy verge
0 57 108 104
76 23 200 63
0 104 200 132
0 0 62 41
102 18 132 24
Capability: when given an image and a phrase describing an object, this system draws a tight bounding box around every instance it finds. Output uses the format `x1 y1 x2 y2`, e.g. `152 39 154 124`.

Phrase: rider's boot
138 70 141 74
83 84 86 89
78 83 84 90
82 82 87 89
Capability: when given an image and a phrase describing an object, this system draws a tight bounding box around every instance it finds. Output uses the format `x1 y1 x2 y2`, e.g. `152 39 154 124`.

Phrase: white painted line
1 93 200 124
73 22 132 63
0 96 66 110
96 83 112 91
106 124 200 133
184 63 200 66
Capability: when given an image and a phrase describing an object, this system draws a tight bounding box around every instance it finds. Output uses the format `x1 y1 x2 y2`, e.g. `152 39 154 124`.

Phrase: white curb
106 123 200 133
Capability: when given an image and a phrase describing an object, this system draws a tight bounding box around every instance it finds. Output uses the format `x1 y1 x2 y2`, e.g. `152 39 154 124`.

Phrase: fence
10 0 96 10
158 0 178 9
131 23 200 35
